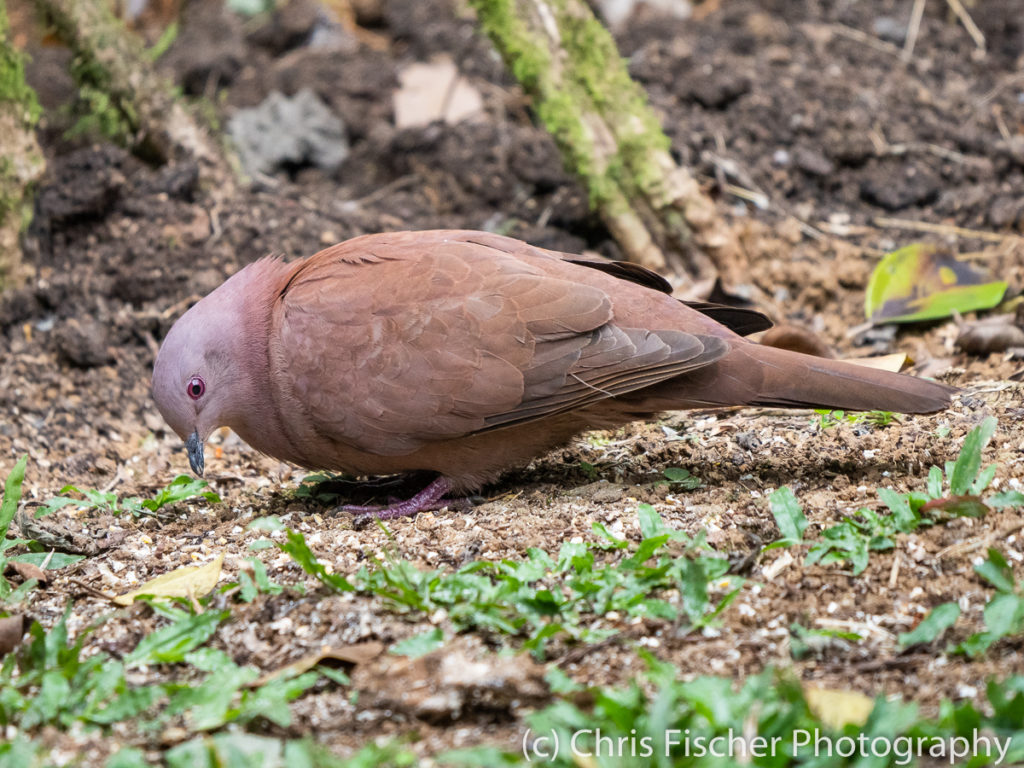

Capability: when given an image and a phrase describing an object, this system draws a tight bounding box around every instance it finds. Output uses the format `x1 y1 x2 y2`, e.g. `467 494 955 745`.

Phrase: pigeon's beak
186 429 205 476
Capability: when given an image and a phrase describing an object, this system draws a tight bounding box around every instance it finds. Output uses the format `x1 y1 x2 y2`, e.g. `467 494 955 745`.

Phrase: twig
873 216 1017 244
945 0 985 52
937 521 1024 560
882 141 980 166
902 0 927 62
888 550 901 589
975 72 1024 108
991 105 1012 143
68 578 117 601
556 633 624 667
815 617 895 641
829 23 903 59
347 175 419 208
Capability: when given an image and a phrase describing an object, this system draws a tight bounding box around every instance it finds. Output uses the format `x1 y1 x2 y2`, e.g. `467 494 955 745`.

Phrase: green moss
471 0 608 205
0 2 42 123
470 0 672 211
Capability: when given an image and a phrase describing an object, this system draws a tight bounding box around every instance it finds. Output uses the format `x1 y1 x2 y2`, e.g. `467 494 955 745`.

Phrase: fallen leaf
921 495 990 518
114 553 224 605
394 56 484 129
353 637 548 721
804 686 875 729
255 641 385 686
840 352 908 372
0 615 25 655
865 243 1007 324
8 560 47 584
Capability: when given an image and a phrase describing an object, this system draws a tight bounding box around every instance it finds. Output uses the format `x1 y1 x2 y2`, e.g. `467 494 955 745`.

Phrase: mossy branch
31 0 233 194
470 0 738 280
0 0 46 288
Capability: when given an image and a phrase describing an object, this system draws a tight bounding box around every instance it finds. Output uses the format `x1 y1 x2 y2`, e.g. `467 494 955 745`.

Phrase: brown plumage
152 230 954 515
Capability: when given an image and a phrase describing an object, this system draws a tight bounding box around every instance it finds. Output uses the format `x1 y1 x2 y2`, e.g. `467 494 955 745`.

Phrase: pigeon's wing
271 233 726 455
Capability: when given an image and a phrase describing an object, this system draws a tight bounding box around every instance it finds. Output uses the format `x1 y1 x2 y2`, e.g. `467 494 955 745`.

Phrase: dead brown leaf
255 641 386 686
8 560 48 584
352 637 548 722
0 615 26 655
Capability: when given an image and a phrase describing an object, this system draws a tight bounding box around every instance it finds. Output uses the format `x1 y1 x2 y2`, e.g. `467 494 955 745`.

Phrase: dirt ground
2 0 1024 761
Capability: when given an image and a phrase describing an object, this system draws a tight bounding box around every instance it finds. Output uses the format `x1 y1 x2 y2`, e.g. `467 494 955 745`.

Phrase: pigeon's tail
737 343 954 413
627 341 955 415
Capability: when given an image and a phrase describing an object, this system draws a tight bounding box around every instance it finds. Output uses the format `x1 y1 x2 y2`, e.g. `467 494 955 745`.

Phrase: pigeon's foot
337 476 462 519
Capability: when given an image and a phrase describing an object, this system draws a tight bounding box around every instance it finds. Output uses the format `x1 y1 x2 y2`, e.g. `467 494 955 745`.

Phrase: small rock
229 89 348 177
860 165 941 211
872 17 907 44
734 431 762 451
567 481 626 503
794 147 835 177
684 70 751 109
55 318 113 368
988 196 1024 229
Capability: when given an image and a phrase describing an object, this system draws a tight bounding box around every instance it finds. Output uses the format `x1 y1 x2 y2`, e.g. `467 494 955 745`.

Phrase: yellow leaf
804 686 875 729
114 553 225 605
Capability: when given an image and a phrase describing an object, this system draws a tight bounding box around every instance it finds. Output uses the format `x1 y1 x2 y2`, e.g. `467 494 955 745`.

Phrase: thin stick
829 23 903 58
882 141 978 165
902 0 926 62
991 105 1012 143
888 550 901 589
945 0 986 51
975 72 1024 108
874 216 1017 244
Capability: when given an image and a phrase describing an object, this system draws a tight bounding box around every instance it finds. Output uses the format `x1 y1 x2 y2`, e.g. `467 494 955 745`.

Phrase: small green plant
765 486 808 549
768 417 1022 574
0 457 84 604
897 549 1024 657
166 735 415 768
813 409 896 430
662 466 702 490
441 657 1024 766
267 504 742 659
1 600 323 747
954 549 1024 657
236 556 285 603
788 622 861 660
390 628 445 658
0 605 162 730
898 602 961 650
38 475 220 519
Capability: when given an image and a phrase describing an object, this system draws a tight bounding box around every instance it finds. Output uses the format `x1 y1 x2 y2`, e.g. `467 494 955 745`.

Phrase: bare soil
2 0 1023 761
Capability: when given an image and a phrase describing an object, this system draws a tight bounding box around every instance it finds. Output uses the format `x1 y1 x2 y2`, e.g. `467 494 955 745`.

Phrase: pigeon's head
151 265 272 476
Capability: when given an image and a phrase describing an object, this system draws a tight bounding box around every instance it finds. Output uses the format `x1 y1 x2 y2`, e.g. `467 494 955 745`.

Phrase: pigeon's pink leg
339 476 457 519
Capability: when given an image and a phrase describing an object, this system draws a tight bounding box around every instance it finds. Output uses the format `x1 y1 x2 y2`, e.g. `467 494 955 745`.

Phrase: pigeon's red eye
187 376 205 400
